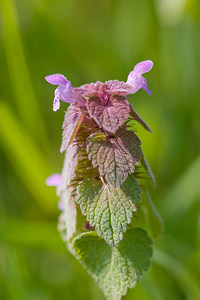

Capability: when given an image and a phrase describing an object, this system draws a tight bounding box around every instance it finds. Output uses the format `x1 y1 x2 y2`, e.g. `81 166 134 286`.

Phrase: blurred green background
0 0 200 299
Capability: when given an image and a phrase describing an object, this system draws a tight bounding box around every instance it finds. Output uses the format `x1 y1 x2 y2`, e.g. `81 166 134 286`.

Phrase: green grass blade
0 0 50 147
159 155 200 221
0 101 56 214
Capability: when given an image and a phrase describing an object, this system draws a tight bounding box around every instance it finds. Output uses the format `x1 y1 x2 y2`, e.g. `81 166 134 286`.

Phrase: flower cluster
45 60 153 112
46 60 154 212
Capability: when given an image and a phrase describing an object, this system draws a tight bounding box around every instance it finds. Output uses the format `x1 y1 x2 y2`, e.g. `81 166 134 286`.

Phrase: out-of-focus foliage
0 0 199 299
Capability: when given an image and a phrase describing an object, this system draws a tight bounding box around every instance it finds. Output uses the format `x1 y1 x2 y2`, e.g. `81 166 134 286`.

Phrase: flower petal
46 173 62 187
45 74 67 85
127 72 144 92
58 85 75 103
53 90 61 111
142 81 152 95
53 98 60 111
58 199 65 211
133 60 153 75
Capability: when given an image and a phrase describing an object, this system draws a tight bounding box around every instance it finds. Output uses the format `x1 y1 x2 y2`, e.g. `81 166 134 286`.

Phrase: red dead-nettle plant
45 61 163 300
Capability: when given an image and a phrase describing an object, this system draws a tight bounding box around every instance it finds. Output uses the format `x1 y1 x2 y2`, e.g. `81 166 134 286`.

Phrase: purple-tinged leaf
60 105 85 153
87 129 142 187
58 143 78 241
73 82 102 97
129 105 153 132
86 95 130 133
106 80 135 95
74 80 135 98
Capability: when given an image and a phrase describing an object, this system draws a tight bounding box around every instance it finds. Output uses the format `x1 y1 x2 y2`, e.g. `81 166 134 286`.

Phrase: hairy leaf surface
60 104 84 152
74 80 135 97
72 227 153 300
58 144 78 241
76 176 141 246
86 95 129 133
87 130 142 187
106 80 135 95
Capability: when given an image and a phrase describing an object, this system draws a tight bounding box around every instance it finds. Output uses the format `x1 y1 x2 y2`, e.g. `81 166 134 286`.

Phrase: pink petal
127 72 144 92
58 199 65 211
133 60 153 75
59 86 76 103
45 74 67 85
46 173 62 187
53 98 60 111
142 82 152 95
53 90 61 111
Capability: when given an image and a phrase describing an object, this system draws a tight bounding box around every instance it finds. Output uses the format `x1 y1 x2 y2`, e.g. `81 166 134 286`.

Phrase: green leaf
72 227 153 300
76 175 141 246
87 129 142 187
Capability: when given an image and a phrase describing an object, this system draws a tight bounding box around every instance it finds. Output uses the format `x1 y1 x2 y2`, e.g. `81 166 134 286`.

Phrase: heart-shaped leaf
76 175 141 246
87 129 142 187
72 227 153 300
86 95 129 133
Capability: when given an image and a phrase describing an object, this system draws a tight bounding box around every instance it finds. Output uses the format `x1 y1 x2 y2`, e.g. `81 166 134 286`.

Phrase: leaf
106 80 135 95
60 104 85 153
86 95 130 133
72 227 153 300
74 80 135 97
142 191 164 239
60 143 78 188
87 129 142 187
76 176 141 246
58 143 78 241
73 81 102 97
129 105 153 132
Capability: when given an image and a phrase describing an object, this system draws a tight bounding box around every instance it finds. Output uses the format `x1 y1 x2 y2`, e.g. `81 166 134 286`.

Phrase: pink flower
127 60 153 95
45 74 81 111
46 173 62 187
46 173 64 210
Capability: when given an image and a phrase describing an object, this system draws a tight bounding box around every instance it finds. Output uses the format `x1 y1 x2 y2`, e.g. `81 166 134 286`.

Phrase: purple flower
127 60 153 95
46 173 62 187
45 74 80 111
46 173 64 211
